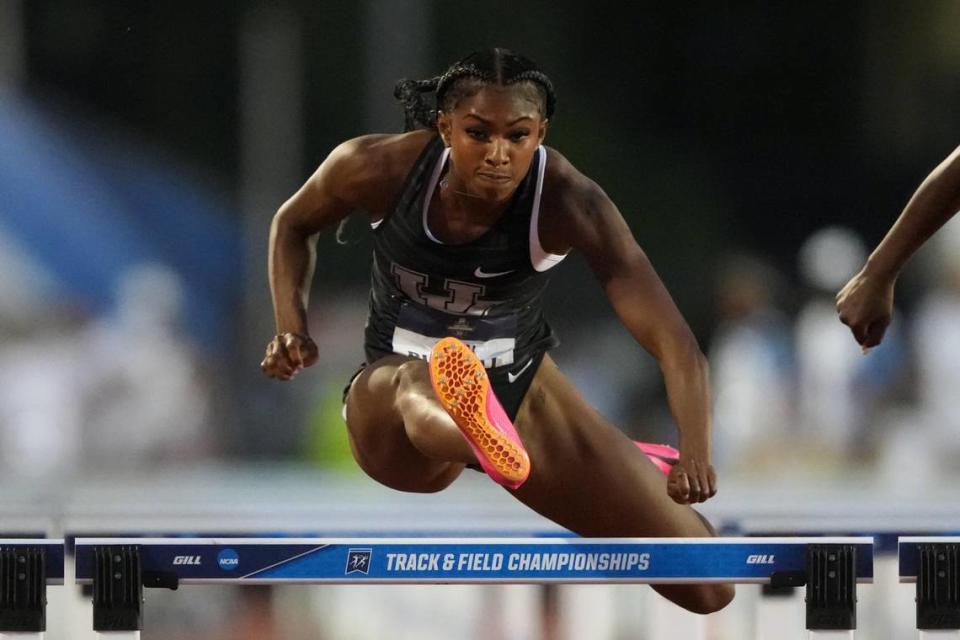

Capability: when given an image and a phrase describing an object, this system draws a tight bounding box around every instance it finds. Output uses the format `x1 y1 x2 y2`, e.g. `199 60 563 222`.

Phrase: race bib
392 303 517 368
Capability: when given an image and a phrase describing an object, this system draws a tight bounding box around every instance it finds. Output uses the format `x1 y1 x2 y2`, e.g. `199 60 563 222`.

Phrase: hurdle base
917 543 960 631
806 544 857 631
92 547 142 633
0 547 46 633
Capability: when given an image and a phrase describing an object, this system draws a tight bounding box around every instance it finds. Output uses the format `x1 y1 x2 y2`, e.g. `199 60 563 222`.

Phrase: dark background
23 1 960 331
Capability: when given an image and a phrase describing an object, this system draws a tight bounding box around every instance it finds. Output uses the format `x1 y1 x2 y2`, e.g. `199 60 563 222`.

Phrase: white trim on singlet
419 145 568 270
421 147 451 244
529 146 568 272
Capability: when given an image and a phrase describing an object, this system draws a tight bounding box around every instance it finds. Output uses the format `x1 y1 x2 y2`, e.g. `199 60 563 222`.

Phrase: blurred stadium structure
1 1 960 638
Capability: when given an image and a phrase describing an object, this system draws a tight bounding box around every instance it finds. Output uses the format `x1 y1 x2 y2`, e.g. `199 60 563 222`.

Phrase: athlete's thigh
512 354 713 538
344 356 453 484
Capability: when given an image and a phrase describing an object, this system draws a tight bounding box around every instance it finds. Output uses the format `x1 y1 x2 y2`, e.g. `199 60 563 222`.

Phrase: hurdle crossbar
75 536 874 585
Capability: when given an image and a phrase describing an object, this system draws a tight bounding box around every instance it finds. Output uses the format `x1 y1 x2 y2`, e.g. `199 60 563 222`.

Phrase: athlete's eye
466 128 488 140
509 129 530 142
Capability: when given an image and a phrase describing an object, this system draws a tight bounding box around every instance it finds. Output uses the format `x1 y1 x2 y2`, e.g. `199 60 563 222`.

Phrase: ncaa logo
218 549 240 571
345 548 372 575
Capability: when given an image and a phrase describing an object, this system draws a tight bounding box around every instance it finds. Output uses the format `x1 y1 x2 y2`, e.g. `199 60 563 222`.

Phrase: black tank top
364 135 567 371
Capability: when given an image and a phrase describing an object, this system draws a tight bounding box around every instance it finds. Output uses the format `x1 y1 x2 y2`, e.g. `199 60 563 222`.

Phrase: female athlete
261 48 733 614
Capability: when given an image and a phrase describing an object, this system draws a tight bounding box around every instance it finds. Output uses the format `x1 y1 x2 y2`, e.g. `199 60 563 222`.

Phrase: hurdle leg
92 547 141 640
806 545 858 639
0 547 46 640
916 543 960 639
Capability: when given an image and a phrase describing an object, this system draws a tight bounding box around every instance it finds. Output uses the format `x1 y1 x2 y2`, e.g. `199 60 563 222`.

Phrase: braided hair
337 50 554 244
394 48 557 132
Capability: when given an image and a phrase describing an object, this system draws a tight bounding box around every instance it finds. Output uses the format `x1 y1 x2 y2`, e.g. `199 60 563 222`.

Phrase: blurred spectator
557 319 663 441
908 219 960 475
0 306 88 478
795 227 905 462
82 263 213 468
709 255 794 473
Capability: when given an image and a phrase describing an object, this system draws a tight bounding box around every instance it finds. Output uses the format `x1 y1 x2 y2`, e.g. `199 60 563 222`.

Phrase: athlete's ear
437 111 452 147
537 118 548 144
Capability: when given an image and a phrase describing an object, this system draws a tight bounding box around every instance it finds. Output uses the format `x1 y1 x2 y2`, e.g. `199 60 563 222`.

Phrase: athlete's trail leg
510 355 734 614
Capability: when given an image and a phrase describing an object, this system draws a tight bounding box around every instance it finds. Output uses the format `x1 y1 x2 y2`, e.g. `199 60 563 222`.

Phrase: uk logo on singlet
391 264 497 316
390 263 517 368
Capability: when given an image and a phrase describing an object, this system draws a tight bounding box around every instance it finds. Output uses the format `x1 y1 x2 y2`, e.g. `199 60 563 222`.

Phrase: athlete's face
437 85 547 203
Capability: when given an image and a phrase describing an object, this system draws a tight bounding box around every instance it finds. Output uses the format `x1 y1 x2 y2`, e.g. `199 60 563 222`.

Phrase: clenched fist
836 268 895 350
260 332 319 380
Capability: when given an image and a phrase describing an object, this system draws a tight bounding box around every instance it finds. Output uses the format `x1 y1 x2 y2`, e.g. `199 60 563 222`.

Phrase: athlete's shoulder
323 130 437 212
542 146 606 208
330 130 435 183
538 146 616 253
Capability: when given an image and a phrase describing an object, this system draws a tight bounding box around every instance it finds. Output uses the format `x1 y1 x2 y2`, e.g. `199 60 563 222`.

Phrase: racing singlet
364 135 567 378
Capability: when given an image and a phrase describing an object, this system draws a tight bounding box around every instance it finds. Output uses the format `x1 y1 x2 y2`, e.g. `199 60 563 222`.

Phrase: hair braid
393 76 441 131
507 69 556 119
394 49 558 132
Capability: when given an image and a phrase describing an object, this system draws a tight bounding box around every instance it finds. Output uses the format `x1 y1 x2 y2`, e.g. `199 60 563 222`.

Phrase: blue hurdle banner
0 539 65 585
74 537 874 585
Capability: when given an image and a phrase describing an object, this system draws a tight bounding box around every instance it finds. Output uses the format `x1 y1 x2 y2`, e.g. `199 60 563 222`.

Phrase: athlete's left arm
542 163 716 505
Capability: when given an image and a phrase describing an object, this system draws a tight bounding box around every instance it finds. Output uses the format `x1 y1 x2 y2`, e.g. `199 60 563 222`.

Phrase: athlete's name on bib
385 552 651 573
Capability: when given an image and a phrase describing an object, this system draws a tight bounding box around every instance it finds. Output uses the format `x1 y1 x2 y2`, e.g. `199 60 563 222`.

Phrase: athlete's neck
438 170 512 227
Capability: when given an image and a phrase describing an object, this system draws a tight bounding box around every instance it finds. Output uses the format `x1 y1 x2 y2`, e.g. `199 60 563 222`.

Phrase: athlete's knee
355 453 459 494
686 584 735 615
392 359 447 447
392 358 429 392
654 583 734 615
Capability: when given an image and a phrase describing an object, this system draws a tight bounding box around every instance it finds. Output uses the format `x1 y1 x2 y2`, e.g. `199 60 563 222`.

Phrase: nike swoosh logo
474 267 515 279
507 358 534 383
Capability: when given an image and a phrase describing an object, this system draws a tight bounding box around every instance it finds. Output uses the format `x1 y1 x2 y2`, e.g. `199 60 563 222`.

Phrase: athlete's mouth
477 172 512 183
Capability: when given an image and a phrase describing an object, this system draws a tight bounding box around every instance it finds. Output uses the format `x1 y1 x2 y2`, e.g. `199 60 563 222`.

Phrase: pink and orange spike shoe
429 337 531 489
635 441 679 476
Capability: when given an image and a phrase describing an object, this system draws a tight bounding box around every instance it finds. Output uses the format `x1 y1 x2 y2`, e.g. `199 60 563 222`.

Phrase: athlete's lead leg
344 355 472 493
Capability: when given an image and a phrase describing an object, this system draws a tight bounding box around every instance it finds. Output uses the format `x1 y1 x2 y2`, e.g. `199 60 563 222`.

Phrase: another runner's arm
836 144 960 347
863 145 960 280
543 163 716 503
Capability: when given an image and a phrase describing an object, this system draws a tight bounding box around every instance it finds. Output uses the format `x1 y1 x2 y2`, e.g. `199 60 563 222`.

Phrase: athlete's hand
836 267 895 351
667 449 717 505
260 332 319 380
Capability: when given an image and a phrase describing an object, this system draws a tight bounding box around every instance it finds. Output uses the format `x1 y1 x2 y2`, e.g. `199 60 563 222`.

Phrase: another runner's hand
667 451 717 505
836 268 895 350
260 332 319 380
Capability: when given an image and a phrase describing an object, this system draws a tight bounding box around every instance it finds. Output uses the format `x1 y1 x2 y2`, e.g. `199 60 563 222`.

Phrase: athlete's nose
485 138 509 167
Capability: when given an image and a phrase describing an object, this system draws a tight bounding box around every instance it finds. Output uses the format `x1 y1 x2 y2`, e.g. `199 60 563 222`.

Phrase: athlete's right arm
836 144 960 349
261 135 390 381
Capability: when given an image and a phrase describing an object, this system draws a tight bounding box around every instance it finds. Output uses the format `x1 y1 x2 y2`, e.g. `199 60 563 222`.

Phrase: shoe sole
429 337 530 488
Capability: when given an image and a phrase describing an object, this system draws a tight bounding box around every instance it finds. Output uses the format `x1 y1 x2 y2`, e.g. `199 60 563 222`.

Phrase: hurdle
899 537 960 638
73 536 873 638
0 540 65 640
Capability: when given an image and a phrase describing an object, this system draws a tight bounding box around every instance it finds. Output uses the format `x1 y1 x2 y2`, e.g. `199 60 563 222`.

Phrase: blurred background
1 1 960 638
